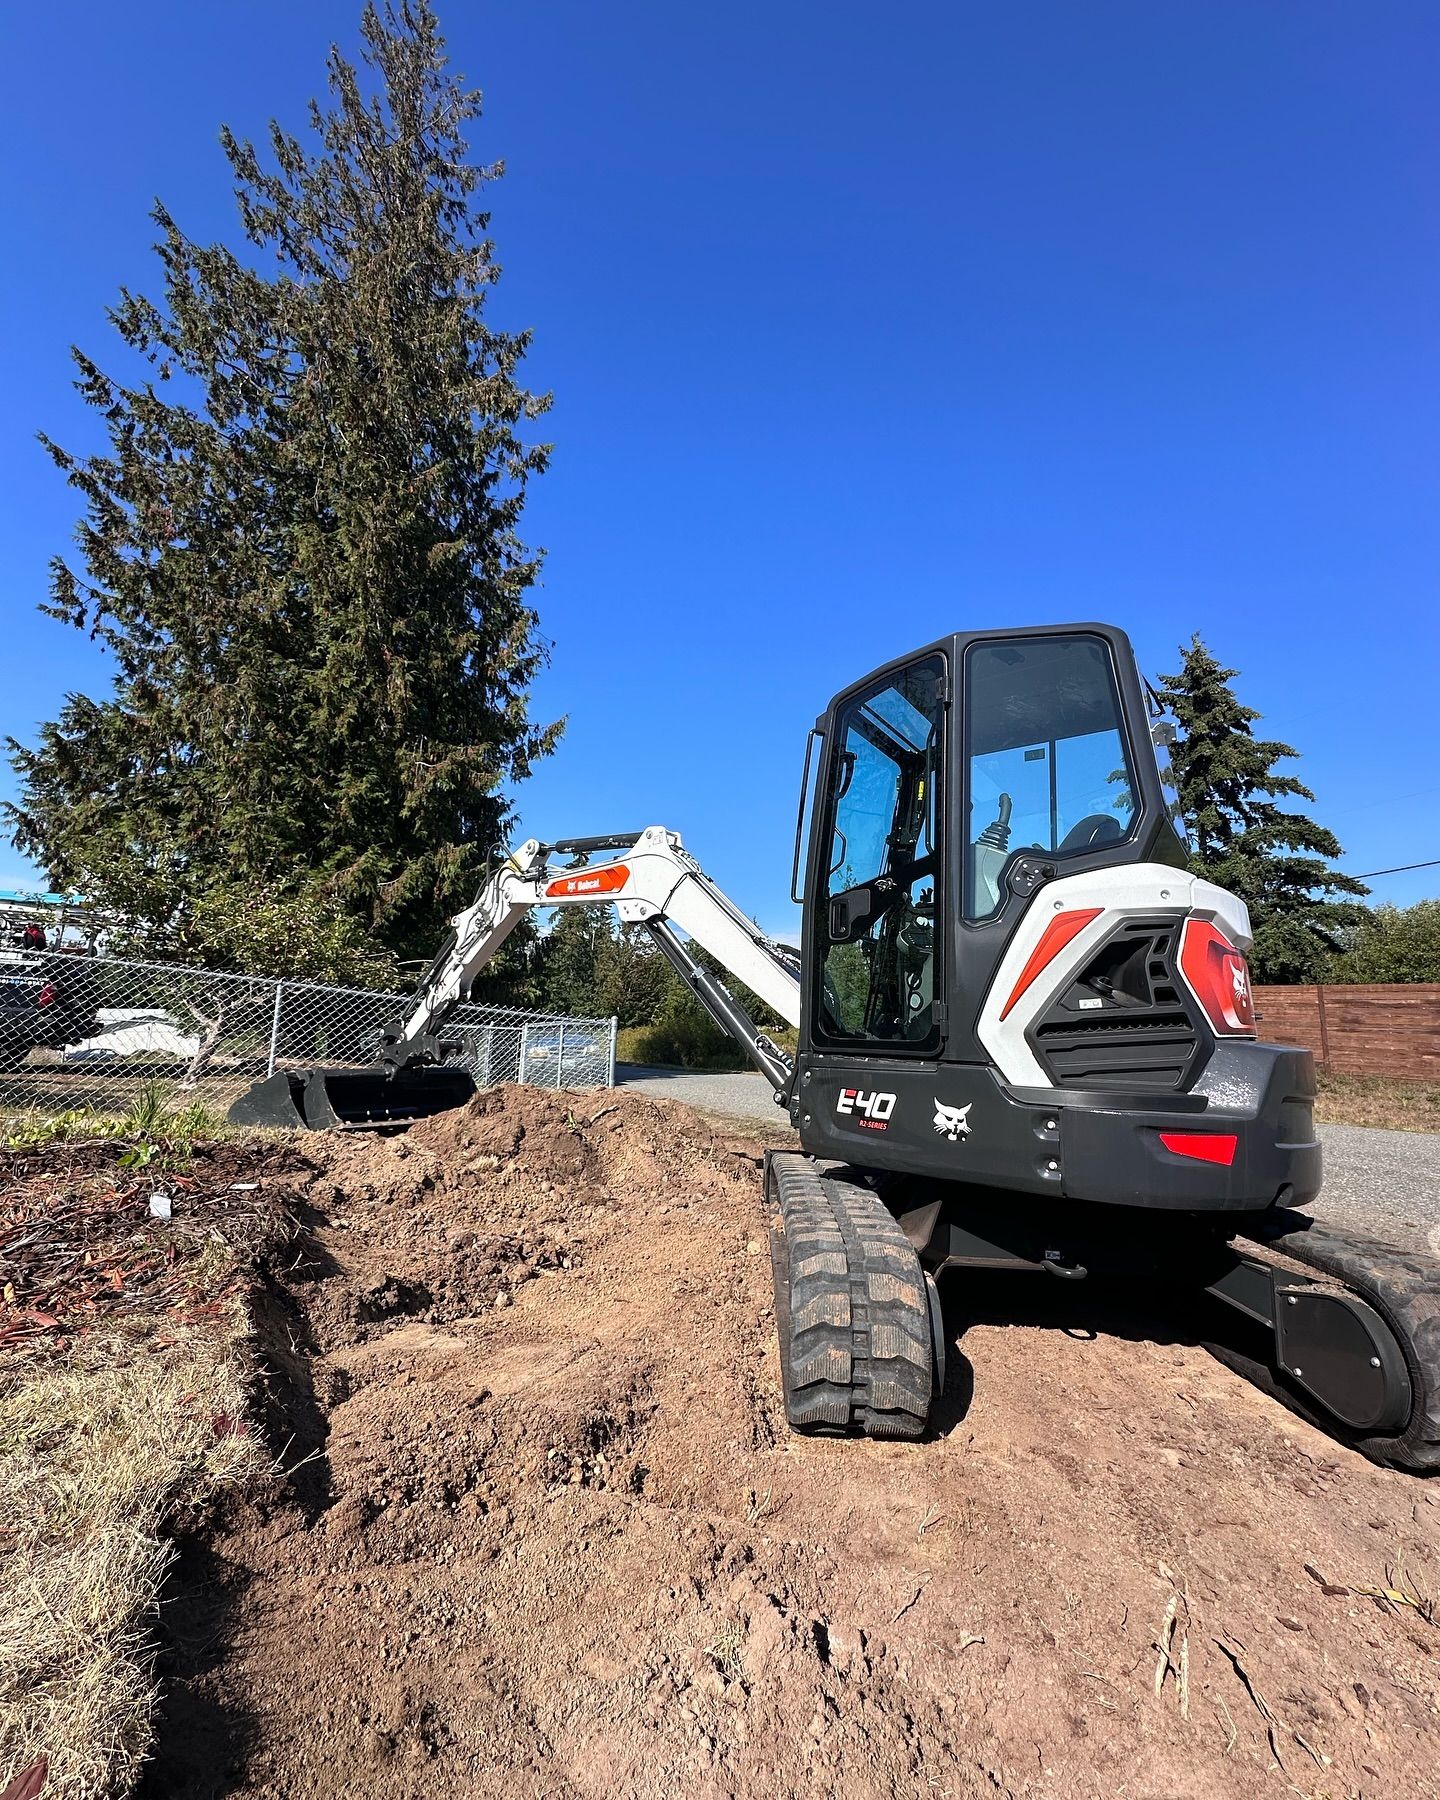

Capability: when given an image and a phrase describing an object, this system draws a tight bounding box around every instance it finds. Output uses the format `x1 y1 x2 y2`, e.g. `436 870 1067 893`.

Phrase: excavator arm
231 825 800 1132
391 826 801 1094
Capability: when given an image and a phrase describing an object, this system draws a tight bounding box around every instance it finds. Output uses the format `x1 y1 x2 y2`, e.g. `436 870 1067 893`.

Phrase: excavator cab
788 623 1312 1212
800 625 1187 1083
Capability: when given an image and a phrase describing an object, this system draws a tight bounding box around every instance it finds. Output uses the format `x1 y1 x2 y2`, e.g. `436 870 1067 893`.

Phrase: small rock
746 1239 762 1256
494 1291 511 1309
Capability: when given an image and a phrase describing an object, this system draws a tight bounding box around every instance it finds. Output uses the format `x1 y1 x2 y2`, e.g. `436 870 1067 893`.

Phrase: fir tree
6 2 558 960
1159 635 1367 982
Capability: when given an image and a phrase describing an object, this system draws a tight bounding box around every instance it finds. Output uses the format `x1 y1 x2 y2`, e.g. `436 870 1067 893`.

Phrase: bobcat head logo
933 1099 972 1142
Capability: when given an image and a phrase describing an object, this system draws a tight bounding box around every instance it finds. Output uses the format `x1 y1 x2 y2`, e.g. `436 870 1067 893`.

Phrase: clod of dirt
140 1086 1440 1800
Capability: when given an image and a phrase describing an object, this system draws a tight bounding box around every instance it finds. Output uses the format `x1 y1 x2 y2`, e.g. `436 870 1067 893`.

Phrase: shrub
615 1013 747 1071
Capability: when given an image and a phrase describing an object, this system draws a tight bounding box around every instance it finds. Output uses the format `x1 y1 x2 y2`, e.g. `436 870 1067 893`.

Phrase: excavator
231 624 1440 1470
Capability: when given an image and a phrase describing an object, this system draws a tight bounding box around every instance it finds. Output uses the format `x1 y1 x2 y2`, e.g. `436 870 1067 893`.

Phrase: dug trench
140 1086 1440 1799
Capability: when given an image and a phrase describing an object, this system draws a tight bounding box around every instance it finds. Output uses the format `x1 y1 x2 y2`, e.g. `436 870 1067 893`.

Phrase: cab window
817 655 944 1047
965 635 1136 920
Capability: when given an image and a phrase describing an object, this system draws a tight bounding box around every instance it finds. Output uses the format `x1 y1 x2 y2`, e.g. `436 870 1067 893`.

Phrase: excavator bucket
227 1064 476 1131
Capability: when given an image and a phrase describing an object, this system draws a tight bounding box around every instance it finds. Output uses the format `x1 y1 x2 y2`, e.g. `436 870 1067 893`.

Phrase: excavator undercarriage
230 622 1440 1472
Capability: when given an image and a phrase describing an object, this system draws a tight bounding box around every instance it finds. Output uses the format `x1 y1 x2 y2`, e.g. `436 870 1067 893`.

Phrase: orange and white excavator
231 623 1440 1469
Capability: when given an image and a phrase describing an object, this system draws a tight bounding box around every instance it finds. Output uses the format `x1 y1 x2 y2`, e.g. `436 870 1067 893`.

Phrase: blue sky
2 1 1437 942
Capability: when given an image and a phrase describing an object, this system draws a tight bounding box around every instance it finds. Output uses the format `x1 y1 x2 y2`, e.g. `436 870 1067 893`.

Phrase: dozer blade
227 1064 476 1131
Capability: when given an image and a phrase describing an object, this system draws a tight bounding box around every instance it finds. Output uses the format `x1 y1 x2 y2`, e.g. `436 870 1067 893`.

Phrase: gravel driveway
616 1064 1440 1249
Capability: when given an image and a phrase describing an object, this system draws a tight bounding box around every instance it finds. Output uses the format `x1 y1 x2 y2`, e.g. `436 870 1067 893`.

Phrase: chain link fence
0 949 616 1122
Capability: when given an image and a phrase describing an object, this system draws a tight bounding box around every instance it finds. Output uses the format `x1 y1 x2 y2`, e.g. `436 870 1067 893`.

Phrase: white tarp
64 1008 201 1061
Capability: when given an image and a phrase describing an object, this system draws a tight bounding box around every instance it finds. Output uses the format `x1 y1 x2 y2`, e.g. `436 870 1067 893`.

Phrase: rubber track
769 1154 933 1439
1239 1213 1440 1471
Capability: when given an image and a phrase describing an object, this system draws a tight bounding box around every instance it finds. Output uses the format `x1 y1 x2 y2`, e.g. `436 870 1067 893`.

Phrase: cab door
810 653 947 1055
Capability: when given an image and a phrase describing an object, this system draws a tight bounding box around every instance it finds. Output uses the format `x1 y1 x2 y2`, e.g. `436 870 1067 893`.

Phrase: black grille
1028 919 1202 1091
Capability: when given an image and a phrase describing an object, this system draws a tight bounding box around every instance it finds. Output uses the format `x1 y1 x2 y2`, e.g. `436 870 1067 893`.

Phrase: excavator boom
229 826 800 1131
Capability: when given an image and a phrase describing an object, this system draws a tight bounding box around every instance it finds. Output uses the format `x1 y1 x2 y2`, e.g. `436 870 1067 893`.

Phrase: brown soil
142 1087 1440 1800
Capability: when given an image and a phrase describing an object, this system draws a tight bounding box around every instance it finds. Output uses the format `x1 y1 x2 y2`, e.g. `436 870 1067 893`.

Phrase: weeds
2 1082 226 1158
1314 1070 1440 1134
705 1620 746 1683
1356 1558 1436 1625
917 1504 944 1539
745 1484 781 1526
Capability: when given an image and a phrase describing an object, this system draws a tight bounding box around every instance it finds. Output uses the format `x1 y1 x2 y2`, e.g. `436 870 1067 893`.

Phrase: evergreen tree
6 2 558 960
534 909 674 1027
1159 635 1367 982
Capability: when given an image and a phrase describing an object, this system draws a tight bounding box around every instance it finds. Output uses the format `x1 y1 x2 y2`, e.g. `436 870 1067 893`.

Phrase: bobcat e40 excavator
231 623 1440 1470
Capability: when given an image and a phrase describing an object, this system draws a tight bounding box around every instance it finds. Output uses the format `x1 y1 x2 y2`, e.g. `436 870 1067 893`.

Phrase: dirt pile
142 1086 1440 1799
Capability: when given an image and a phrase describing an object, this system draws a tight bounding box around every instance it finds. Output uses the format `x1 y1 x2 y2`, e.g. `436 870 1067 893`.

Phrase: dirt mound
141 1086 1440 1799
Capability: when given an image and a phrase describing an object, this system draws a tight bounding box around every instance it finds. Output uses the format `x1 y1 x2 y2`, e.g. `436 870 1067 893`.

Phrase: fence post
557 1021 566 1090
266 981 285 1078
608 1015 618 1088
1316 984 1331 1068
519 1022 530 1085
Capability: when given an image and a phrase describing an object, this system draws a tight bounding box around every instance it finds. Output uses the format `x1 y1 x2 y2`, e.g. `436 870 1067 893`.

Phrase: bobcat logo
933 1099 972 1142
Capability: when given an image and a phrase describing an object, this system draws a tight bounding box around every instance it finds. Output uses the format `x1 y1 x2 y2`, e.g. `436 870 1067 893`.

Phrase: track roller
767 1152 943 1439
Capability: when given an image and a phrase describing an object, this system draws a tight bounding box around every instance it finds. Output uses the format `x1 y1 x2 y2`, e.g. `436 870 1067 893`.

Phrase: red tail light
1179 919 1255 1037
1159 1130 1238 1166
37 983 57 1008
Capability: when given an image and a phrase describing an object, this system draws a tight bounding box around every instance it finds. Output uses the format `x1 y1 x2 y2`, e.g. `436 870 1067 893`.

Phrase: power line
1351 857 1440 879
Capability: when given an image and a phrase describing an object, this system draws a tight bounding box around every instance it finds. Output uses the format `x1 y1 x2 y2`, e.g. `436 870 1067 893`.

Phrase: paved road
616 1063 782 1122
1317 1122 1440 1250
616 1064 1440 1249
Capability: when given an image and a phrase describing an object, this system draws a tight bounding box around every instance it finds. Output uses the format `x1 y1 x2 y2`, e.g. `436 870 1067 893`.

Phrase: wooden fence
1253 984 1440 1080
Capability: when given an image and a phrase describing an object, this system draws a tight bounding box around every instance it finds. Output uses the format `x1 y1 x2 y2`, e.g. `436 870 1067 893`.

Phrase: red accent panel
1179 919 1256 1037
999 908 1103 1021
544 863 630 900
37 983 56 1008
1159 1131 1238 1167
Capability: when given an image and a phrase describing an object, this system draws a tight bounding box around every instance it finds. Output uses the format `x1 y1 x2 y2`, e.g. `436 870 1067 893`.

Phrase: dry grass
0 1314 264 1799
1315 1070 1440 1133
